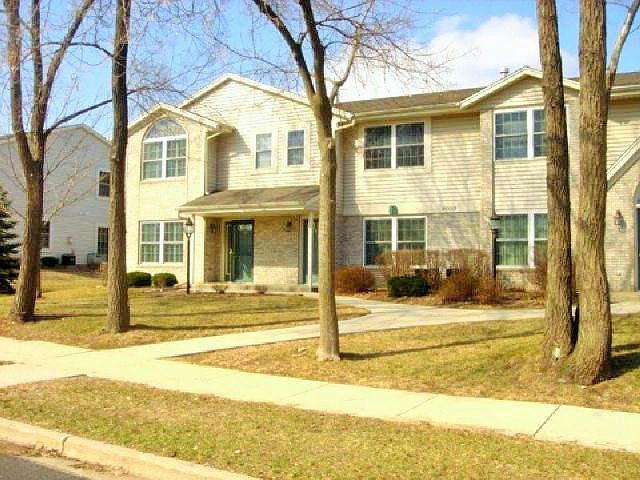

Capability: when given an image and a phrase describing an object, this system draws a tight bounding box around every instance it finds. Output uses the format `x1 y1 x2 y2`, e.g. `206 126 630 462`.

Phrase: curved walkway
2 299 640 455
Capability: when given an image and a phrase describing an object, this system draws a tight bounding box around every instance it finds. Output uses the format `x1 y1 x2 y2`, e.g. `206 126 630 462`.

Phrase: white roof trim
459 67 580 109
608 136 640 188
178 73 351 119
128 103 232 135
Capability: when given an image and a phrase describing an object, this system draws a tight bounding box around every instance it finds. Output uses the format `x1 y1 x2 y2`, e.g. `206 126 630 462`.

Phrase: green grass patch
0 271 365 349
1 378 638 479
185 315 640 413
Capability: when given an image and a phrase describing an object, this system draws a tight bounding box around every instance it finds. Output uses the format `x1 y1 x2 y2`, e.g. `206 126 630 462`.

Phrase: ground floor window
139 221 184 264
97 227 109 256
497 212 547 267
364 217 426 265
41 221 50 249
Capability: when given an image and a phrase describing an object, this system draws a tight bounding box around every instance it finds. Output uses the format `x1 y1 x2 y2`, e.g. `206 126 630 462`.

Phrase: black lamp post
184 217 194 294
489 214 500 280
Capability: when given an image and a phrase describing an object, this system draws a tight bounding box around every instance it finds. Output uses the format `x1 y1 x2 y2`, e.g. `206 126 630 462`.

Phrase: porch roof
177 185 319 215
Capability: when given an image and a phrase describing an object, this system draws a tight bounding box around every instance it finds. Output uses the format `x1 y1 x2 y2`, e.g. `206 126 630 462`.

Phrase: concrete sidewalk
1 335 640 454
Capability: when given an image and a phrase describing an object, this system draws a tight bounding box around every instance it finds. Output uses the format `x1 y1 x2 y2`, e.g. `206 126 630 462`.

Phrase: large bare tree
105 0 132 333
3 0 97 322
536 0 574 368
245 0 440 360
571 0 639 385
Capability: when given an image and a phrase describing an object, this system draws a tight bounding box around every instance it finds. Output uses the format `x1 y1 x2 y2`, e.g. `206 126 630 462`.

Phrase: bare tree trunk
106 0 131 333
315 105 340 361
536 0 574 367
11 165 43 322
572 0 611 384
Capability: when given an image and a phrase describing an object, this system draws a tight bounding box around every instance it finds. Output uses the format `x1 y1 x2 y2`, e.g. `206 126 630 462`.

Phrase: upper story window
41 221 50 249
98 171 110 197
142 119 186 180
364 122 425 169
495 108 546 160
287 130 305 166
255 133 272 169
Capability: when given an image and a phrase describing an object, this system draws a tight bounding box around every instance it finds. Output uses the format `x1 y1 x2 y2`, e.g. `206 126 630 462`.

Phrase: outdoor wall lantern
283 219 293 232
184 217 195 294
614 210 625 232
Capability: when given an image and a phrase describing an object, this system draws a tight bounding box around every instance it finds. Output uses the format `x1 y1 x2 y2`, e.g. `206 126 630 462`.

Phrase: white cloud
337 13 579 101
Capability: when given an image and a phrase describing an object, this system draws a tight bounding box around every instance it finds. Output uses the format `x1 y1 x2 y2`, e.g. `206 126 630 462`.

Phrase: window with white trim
496 212 548 267
98 171 110 197
495 108 546 160
364 122 425 169
364 217 426 265
255 133 272 169
139 221 184 264
287 130 304 166
41 221 50 249
97 227 109 256
142 119 186 180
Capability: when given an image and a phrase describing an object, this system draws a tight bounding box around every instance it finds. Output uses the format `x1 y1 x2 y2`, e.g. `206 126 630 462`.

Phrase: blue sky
2 0 640 136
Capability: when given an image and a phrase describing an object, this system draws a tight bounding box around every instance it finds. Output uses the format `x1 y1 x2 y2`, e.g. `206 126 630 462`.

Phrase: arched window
142 118 187 179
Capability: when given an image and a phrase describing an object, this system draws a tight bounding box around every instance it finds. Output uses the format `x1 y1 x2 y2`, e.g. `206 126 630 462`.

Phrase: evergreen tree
0 186 20 294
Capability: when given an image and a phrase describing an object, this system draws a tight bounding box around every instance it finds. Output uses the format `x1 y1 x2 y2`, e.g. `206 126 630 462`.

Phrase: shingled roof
337 71 640 115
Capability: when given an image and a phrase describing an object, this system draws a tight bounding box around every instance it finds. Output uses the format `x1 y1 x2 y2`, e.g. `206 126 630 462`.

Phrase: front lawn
0 271 366 349
1 378 638 479
184 314 640 413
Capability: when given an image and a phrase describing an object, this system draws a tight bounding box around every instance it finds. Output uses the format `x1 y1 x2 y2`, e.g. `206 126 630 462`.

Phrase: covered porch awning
177 185 319 216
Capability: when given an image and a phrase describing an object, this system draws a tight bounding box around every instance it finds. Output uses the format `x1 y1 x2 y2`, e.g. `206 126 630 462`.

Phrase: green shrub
387 276 429 298
152 272 178 289
335 266 375 294
41 256 59 268
127 271 151 287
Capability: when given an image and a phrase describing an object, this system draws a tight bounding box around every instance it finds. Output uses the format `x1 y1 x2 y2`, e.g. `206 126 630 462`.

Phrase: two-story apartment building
125 67 640 292
0 125 111 265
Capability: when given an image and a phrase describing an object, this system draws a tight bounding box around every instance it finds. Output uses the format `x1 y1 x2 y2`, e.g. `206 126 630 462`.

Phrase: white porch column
193 216 206 284
307 213 314 289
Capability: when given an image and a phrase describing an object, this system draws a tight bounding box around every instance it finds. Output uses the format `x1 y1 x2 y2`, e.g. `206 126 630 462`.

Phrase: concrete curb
0 417 255 480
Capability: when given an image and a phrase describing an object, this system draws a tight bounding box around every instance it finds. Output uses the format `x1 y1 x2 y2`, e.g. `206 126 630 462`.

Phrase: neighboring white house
124 68 640 292
0 125 111 265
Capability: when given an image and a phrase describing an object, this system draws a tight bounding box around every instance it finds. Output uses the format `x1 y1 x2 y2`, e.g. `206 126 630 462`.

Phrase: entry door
226 221 254 282
302 219 319 285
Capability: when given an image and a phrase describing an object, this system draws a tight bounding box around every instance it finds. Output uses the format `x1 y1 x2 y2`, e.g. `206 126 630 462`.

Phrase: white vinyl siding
139 221 184 264
497 212 548 267
495 108 546 160
363 217 426 265
364 122 425 169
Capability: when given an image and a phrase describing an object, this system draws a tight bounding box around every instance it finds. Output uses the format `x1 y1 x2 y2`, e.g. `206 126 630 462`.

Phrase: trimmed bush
437 270 479 304
474 277 505 305
387 275 429 298
41 256 59 268
127 271 151 287
152 272 178 289
335 266 375 294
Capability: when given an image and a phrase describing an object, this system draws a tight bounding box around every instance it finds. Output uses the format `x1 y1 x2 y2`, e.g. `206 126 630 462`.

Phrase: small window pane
141 223 160 242
141 244 159 263
98 171 110 197
145 119 185 139
396 123 423 146
495 111 528 160
166 158 186 177
41 221 50 249
256 151 271 169
287 130 305 166
256 134 272 169
497 214 529 266
164 222 183 242
365 126 391 148
497 241 529 266
365 219 392 265
534 213 548 239
97 227 109 256
143 161 162 179
498 215 528 240
398 218 425 242
167 139 186 158
365 148 392 169
143 142 162 160
163 243 183 263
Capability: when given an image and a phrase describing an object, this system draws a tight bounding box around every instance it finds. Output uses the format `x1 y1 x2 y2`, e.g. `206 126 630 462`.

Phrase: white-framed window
494 107 546 160
287 130 305 166
364 122 426 169
98 171 110 197
363 217 426 265
97 227 109 256
139 221 184 264
496 212 548 267
41 221 50 249
255 133 272 169
142 119 187 180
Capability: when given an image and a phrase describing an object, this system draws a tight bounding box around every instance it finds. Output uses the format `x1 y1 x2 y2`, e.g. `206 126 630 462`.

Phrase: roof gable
128 103 232 136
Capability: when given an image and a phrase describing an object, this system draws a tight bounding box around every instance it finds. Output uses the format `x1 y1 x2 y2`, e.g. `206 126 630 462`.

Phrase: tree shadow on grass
611 349 640 378
129 316 317 332
340 329 541 361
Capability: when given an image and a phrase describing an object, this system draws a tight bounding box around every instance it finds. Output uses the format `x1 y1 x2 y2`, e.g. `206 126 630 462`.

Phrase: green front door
226 221 254 282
